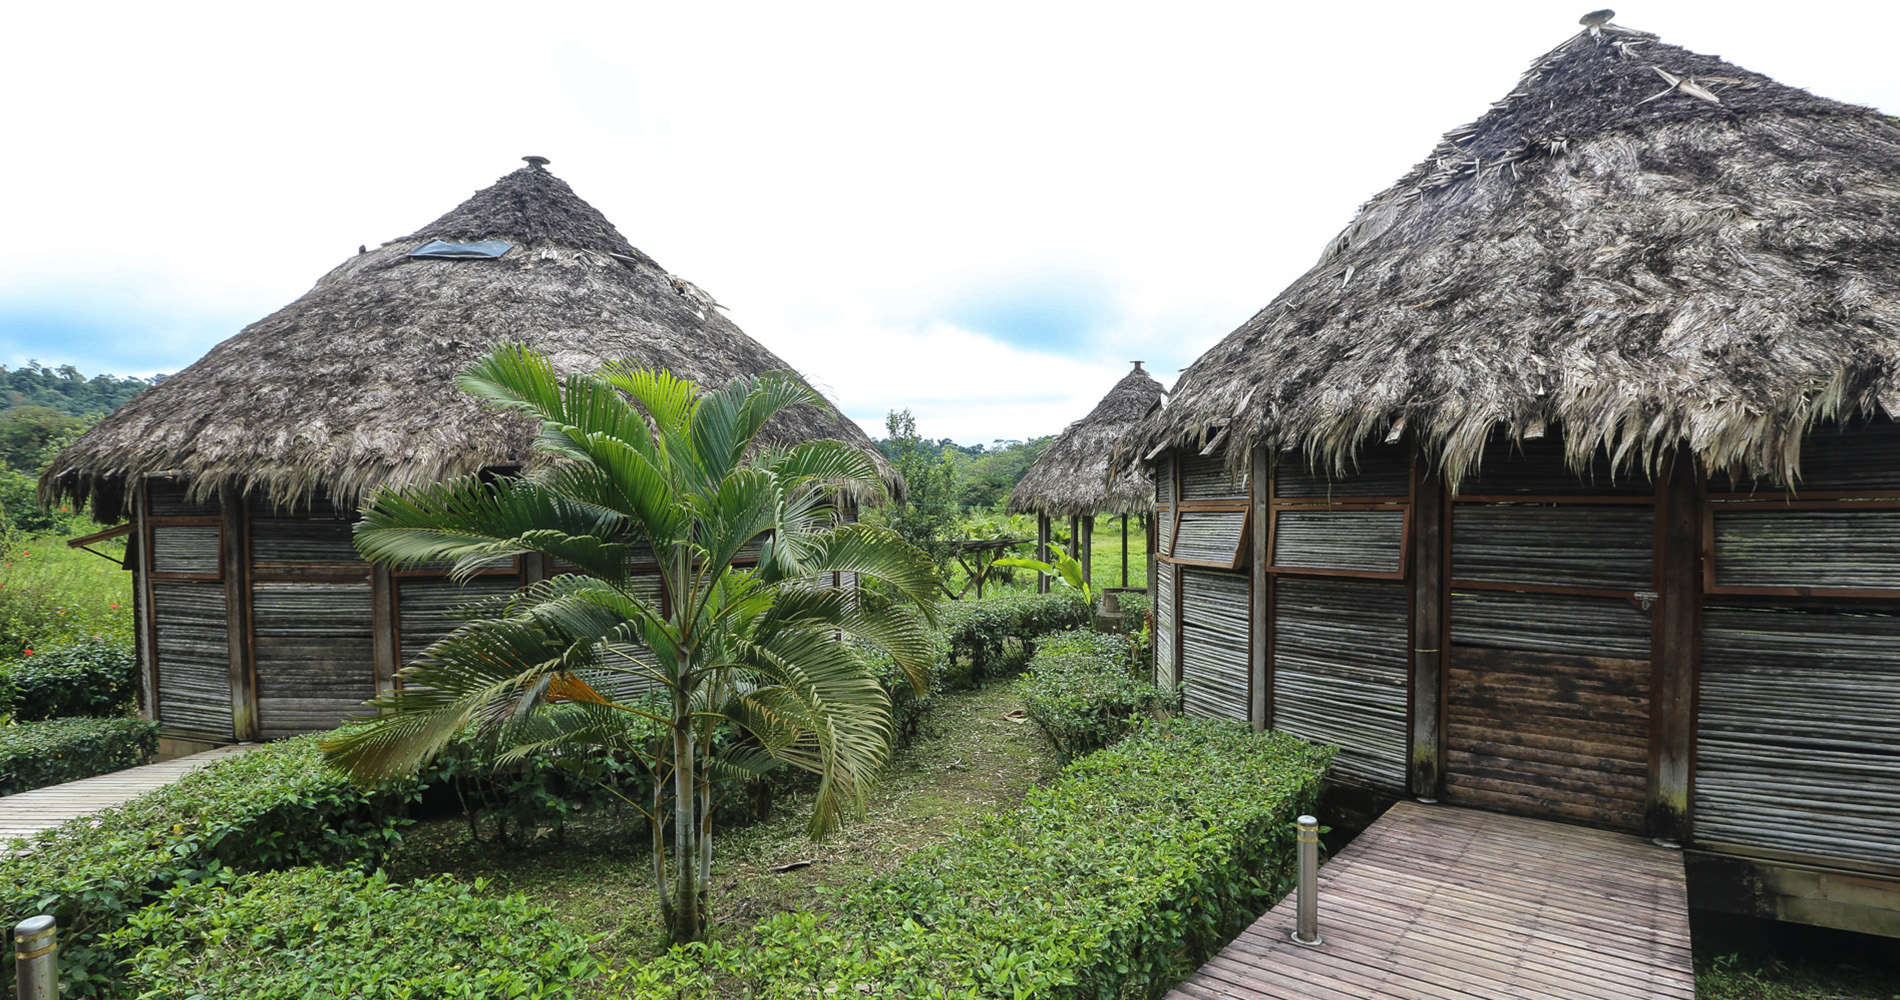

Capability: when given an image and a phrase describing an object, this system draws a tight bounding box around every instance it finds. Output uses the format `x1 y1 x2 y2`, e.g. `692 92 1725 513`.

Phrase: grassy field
950 514 1151 600
381 679 1062 980
0 526 133 657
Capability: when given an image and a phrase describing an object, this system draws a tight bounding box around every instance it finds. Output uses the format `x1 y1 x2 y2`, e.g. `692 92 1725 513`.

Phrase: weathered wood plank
1163 800 1693 1000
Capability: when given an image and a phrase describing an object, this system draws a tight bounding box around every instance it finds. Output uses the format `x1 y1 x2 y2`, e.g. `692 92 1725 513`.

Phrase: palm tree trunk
671 714 701 942
652 768 671 928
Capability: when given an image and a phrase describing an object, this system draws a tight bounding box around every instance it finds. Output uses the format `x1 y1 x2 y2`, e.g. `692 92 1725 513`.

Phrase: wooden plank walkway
1 745 257 850
1170 800 1694 1000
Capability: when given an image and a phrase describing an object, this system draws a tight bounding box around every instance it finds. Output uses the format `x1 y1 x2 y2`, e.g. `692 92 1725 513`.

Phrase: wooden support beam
1648 452 1700 842
220 487 259 741
1036 515 1051 594
1079 515 1093 588
1120 515 1129 588
1409 449 1446 799
134 483 157 724
1250 445 1270 732
371 564 397 699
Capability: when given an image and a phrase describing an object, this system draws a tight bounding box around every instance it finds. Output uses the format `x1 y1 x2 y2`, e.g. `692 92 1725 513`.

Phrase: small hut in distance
1007 362 1166 594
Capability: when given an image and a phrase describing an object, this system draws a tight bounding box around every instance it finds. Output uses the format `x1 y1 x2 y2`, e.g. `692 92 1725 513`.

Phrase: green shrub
0 716 157 795
113 867 601 998
939 591 1090 682
1021 630 1176 761
0 735 411 995
0 636 137 720
624 719 1334 999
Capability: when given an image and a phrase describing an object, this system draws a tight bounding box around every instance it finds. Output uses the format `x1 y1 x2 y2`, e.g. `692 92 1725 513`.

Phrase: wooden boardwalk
1170 800 1694 1000
1 745 256 850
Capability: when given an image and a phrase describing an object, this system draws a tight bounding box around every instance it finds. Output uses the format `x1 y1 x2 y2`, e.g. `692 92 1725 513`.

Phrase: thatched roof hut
1007 361 1165 518
1132 18 1900 487
44 159 897 515
41 160 893 749
1139 17 1900 937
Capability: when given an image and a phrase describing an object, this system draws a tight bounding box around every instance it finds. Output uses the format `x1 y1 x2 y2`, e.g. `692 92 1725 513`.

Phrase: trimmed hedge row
938 590 1091 683
112 867 602 998
0 637 137 721
0 716 157 795
1020 630 1176 762
0 735 411 996
622 719 1334 999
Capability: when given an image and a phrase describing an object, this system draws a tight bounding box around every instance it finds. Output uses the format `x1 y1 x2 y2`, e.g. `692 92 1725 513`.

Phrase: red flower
23 649 32 656
110 603 120 609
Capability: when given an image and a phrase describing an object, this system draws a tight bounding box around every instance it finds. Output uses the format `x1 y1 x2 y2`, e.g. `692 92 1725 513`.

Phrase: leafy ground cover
0 530 133 662
382 679 1063 977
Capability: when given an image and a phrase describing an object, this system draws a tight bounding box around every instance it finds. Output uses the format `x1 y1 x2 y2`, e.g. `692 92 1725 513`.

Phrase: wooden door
1443 441 1656 831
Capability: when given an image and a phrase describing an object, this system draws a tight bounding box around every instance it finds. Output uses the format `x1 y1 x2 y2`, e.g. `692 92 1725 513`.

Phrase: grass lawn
380 679 1061 980
953 514 1151 599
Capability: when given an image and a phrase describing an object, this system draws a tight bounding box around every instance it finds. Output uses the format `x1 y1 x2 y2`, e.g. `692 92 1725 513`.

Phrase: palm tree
321 346 940 942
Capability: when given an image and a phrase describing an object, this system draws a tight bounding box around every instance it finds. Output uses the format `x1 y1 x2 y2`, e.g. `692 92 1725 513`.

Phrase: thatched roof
1131 17 1900 488
1008 362 1166 517
45 160 898 515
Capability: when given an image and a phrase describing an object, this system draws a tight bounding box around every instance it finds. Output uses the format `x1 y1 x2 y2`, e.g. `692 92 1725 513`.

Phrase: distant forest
0 363 162 532
0 362 159 418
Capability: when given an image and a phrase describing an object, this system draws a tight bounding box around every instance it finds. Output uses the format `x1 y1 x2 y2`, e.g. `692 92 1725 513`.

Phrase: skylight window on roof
409 239 513 260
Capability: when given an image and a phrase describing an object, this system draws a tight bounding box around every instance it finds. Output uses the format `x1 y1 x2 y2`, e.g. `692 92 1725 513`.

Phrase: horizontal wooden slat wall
150 580 233 739
397 577 523 666
1696 420 1900 876
1698 602 1900 871
1154 559 1176 687
1265 443 1412 793
1274 510 1403 573
1452 505 1653 590
1272 576 1409 787
252 583 375 738
144 480 234 740
247 496 378 737
1180 568 1249 719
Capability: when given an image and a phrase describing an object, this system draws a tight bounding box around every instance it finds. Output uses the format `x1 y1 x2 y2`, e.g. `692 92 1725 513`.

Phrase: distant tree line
0 363 161 534
865 410 1052 587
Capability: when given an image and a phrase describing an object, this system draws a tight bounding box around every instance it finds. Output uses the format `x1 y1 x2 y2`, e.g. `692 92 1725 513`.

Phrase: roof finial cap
523 155 551 169
1579 9 1614 27
1132 361 1145 372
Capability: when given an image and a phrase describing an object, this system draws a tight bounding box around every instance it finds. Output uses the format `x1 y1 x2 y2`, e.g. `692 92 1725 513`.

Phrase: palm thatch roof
1131 17 1900 488
44 160 898 515
1009 362 1166 517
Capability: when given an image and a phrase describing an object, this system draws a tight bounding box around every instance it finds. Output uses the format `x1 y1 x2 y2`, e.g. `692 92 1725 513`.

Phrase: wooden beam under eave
1079 515 1093 588
1036 514 1051 594
371 564 397 699
1648 453 1701 842
1408 448 1447 799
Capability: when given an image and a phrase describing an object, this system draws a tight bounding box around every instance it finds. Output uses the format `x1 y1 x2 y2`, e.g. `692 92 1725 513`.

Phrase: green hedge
0 636 137 721
938 591 1091 682
112 867 601 998
0 716 157 795
621 719 1334 998
0 735 411 996
1021 630 1176 762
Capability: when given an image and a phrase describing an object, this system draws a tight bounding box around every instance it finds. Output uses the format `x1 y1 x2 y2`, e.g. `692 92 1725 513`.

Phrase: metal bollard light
1291 815 1322 946
13 915 57 1000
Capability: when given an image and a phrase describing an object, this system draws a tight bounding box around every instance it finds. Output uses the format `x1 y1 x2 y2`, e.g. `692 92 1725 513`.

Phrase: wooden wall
1147 425 1900 931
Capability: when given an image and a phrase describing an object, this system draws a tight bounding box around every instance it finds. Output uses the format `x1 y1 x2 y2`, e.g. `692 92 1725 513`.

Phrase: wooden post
134 481 157 724
1648 452 1700 843
220 487 259 741
1120 515 1129 587
1250 444 1270 732
1079 515 1094 589
371 564 397 699
1036 515 1051 594
1408 450 1446 800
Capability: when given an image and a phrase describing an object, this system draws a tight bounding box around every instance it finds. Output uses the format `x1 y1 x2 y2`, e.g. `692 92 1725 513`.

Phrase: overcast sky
3 1 1897 444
